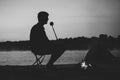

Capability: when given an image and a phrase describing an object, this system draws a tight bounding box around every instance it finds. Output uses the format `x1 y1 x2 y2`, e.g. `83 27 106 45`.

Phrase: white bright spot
81 61 88 70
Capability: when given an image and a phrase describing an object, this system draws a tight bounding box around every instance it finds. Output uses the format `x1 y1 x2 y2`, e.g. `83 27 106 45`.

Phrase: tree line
0 34 120 51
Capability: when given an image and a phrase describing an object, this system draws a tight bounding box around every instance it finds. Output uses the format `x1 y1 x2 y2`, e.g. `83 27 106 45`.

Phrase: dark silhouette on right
84 38 119 66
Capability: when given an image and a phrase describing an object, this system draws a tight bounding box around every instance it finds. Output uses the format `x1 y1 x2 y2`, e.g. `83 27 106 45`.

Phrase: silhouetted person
30 11 65 68
85 39 118 66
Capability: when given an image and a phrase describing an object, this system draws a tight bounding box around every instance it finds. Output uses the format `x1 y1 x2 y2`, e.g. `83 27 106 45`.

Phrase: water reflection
0 49 119 65
0 50 88 65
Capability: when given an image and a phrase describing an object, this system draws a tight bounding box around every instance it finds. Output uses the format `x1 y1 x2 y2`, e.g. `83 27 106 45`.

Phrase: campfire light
81 61 92 70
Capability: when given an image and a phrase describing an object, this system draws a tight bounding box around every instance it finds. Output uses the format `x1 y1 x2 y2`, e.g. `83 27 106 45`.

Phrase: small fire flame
81 61 92 70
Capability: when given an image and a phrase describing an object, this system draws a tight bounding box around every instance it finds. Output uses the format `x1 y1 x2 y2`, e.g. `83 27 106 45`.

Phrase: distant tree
99 34 108 39
108 35 114 39
117 35 120 39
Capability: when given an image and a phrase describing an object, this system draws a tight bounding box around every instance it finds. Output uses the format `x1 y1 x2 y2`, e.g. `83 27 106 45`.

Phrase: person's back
30 23 50 53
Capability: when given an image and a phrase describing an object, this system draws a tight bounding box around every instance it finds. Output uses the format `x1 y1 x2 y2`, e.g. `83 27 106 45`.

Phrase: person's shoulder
31 24 39 30
33 23 39 28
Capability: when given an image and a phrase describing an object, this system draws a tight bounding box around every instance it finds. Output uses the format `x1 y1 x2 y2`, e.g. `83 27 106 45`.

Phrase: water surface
0 49 119 65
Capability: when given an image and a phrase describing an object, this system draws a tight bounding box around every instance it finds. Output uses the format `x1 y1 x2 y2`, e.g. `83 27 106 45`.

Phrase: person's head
38 11 49 25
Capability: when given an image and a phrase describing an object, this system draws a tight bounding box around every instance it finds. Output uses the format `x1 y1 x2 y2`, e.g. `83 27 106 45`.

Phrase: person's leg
46 47 65 67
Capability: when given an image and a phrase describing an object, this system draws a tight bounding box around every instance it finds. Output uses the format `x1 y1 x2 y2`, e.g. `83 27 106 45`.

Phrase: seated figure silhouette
30 11 65 68
85 39 118 66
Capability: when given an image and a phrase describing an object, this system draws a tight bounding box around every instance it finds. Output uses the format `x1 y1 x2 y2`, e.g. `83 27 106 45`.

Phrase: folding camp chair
32 49 50 66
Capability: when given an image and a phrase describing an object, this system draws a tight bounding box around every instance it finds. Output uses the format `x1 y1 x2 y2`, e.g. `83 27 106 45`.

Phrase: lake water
0 49 119 65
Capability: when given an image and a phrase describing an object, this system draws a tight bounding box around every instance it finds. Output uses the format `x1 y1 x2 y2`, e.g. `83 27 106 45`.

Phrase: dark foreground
0 64 120 80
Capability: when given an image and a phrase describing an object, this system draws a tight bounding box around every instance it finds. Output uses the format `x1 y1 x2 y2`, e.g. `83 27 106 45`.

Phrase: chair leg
38 55 45 65
33 55 38 65
33 55 41 65
33 55 45 66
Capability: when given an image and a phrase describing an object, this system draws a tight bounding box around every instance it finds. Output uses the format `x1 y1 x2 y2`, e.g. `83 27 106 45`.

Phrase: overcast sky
0 0 120 41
